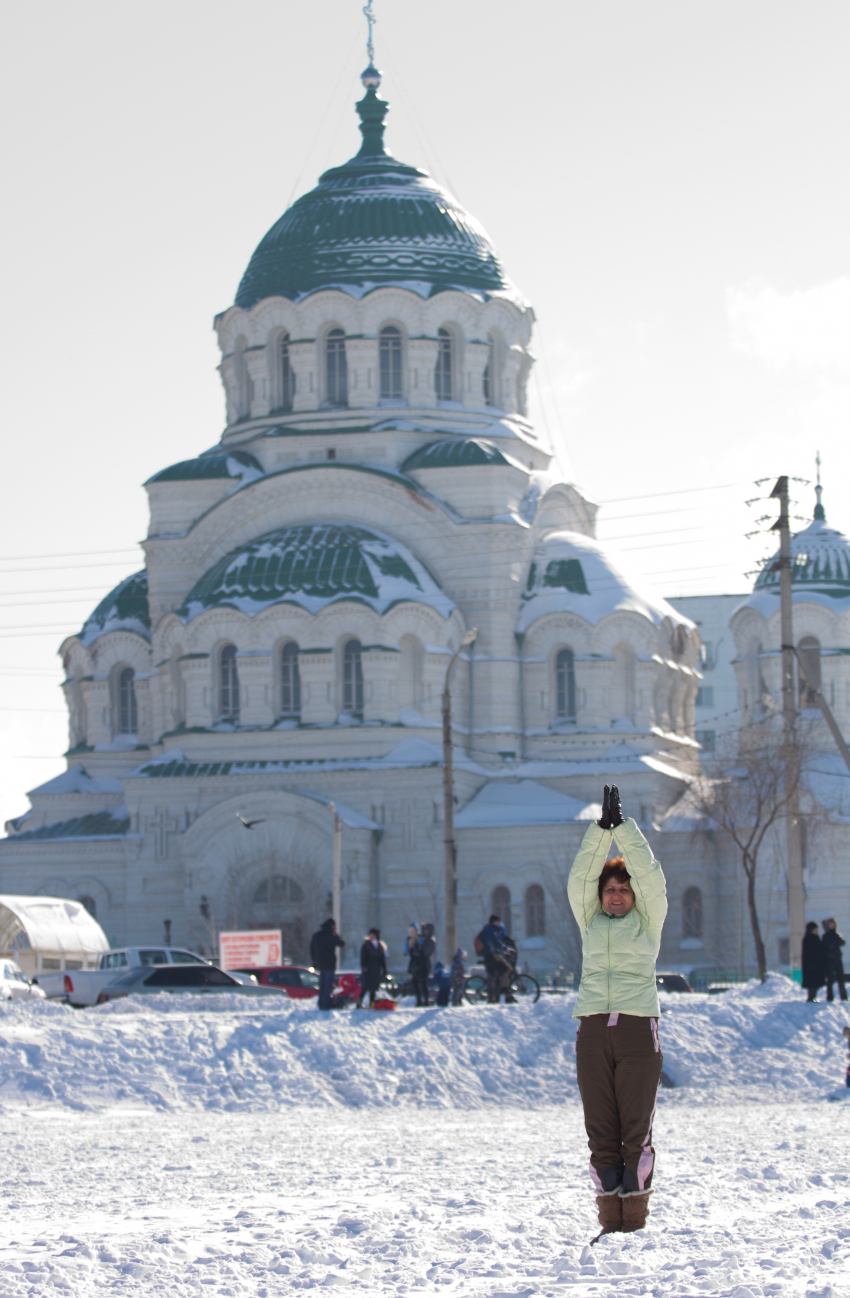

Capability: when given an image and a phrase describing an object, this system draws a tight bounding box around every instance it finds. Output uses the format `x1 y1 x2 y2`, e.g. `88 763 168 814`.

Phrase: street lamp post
442 628 477 961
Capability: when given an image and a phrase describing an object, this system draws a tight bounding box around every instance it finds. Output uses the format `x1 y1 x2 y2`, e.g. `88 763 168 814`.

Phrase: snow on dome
738 491 850 617
517 531 691 633
179 523 454 623
234 81 521 310
77 571 150 648
146 450 264 485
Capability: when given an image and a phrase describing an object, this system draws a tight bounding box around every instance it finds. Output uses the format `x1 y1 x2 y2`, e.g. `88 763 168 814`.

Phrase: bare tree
687 717 815 981
542 842 585 986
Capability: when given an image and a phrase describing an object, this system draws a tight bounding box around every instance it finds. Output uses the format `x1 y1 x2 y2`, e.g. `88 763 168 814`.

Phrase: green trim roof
77 572 150 648
234 86 518 309
9 807 130 842
146 450 263 484
402 437 510 472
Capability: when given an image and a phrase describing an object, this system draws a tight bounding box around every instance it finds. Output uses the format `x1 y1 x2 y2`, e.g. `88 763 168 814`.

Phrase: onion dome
146 450 263 484
518 532 692 633
178 523 454 621
77 571 150 647
234 79 519 309
743 483 850 614
402 437 512 472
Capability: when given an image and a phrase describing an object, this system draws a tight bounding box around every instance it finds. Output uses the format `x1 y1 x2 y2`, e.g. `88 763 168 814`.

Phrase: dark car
97 964 286 1002
656 972 694 994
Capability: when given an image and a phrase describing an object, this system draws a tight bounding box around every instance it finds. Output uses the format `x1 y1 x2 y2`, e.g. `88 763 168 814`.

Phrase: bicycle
464 970 540 1004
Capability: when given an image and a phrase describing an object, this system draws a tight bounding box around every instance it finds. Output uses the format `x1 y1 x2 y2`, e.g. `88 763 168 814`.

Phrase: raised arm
613 818 667 936
568 822 614 932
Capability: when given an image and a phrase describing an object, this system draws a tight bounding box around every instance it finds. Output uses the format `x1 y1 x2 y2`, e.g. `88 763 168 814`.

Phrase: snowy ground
0 978 848 1297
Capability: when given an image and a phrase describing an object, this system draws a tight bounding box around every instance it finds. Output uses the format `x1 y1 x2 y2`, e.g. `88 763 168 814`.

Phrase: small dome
742 493 850 615
518 532 691 633
402 437 511 472
77 571 150 648
146 451 263 484
234 83 518 310
179 523 454 621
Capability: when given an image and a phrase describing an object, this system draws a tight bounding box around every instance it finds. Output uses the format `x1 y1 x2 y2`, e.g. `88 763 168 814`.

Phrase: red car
231 964 352 1006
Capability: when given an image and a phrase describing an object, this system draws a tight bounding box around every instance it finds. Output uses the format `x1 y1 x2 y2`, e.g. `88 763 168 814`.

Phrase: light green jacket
568 818 667 1018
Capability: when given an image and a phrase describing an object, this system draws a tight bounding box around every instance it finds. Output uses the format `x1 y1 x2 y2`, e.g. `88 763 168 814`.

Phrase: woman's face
602 877 635 915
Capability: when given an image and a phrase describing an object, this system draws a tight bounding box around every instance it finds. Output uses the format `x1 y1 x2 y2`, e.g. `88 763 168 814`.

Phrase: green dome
78 571 150 648
179 523 453 621
234 85 518 310
744 488 850 614
146 450 263 485
402 437 510 472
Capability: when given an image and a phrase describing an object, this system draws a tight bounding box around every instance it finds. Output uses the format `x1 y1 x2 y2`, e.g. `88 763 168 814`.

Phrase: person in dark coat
801 921 826 1003
356 927 388 1008
310 918 345 1010
822 918 848 1002
408 921 435 1006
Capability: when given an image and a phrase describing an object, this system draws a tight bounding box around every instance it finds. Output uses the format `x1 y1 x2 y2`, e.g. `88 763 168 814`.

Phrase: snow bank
0 974 847 1112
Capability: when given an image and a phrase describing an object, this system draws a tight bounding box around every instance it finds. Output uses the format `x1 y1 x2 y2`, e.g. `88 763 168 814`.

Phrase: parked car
36 947 217 1007
231 965 327 1000
96 964 286 1002
1 959 46 1001
656 972 694 994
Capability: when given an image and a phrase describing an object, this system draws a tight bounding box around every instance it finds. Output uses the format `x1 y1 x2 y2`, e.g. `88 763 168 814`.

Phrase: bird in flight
236 813 265 830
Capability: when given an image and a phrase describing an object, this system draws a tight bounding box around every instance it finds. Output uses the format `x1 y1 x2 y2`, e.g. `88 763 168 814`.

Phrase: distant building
666 595 747 750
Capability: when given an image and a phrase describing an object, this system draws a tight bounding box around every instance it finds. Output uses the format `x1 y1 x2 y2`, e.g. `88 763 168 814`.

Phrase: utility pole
442 628 477 961
770 476 805 973
330 805 342 931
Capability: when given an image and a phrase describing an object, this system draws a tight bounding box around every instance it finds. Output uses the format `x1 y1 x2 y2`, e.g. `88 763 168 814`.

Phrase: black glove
597 785 611 830
609 785 624 828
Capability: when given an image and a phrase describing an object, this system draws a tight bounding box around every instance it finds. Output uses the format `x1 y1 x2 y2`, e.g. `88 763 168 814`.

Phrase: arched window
682 886 703 939
220 645 240 721
252 875 305 906
482 353 491 404
379 326 403 399
233 338 253 420
118 667 138 734
435 327 453 400
612 643 636 723
525 884 545 937
491 885 511 919
798 635 821 707
398 634 422 712
326 328 348 406
77 895 97 919
279 332 294 411
556 648 576 720
281 642 301 716
343 639 364 716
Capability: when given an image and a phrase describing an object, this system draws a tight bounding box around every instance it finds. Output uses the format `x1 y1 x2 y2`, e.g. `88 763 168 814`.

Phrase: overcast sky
0 0 847 820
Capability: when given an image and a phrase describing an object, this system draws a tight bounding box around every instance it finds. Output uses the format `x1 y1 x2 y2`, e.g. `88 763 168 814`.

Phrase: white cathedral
3 66 846 976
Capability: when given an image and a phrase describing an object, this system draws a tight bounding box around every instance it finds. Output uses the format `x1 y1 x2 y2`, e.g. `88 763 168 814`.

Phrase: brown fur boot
593 1192 622 1238
620 1191 652 1232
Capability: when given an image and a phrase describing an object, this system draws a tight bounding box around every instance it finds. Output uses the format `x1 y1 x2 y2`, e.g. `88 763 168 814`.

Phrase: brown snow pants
575 1013 662 1192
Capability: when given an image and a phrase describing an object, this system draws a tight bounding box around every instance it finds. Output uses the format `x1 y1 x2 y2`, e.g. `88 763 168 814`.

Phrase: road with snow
0 977 848 1296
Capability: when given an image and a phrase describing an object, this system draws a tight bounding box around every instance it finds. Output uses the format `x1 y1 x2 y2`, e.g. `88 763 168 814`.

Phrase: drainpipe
515 631 526 760
466 636 475 756
371 826 383 929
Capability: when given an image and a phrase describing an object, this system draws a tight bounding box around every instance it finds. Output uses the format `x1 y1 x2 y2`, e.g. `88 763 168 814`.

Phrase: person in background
433 961 451 1007
449 947 467 1006
476 914 513 1003
356 927 387 1009
310 918 345 1011
802 921 826 1003
821 918 848 1002
404 922 420 956
569 784 667 1241
408 928 429 1006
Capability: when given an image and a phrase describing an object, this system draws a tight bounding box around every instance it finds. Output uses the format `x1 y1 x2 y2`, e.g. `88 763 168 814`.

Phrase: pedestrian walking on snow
821 918 848 1002
802 921 826 1003
356 928 388 1008
449 947 467 1006
408 929 430 1006
569 784 667 1241
310 918 345 1011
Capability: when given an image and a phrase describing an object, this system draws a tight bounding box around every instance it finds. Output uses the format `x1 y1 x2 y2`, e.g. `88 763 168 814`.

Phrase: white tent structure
0 895 109 976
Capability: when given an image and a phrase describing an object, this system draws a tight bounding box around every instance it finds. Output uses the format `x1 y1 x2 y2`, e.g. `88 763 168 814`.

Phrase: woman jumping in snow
568 784 667 1240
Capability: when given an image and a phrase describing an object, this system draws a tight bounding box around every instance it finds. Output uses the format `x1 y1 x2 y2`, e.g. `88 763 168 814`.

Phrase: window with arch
233 338 253 420
682 886 703 939
483 332 501 407
219 645 240 721
343 639 364 715
326 328 348 406
77 895 97 919
482 354 491 404
798 635 820 707
379 325 403 399
118 667 138 734
280 642 301 716
252 875 305 906
612 643 636 722
435 327 453 400
525 884 545 937
279 332 294 411
556 648 576 720
491 885 511 920
398 634 422 712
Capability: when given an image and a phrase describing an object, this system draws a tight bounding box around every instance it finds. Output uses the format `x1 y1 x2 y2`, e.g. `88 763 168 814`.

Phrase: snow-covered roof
27 765 125 798
178 523 454 623
146 450 264 486
455 780 600 828
76 571 150 648
0 895 109 956
518 531 693 633
124 737 445 780
7 807 130 843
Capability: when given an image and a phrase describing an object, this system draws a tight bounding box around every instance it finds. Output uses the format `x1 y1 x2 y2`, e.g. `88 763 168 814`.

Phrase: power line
0 559 143 578
598 483 739 505
0 547 141 565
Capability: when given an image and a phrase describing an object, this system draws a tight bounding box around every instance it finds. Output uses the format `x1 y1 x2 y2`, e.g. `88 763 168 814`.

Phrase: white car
1 960 46 1001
